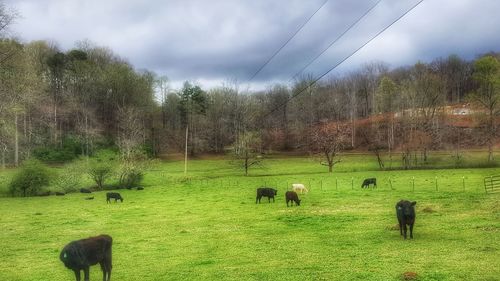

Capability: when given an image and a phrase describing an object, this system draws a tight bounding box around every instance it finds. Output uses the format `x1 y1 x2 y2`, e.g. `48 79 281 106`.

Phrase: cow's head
296 199 301 206
399 201 416 216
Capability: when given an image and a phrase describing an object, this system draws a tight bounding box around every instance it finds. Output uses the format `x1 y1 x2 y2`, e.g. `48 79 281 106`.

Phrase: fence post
412 177 415 192
320 180 323 190
435 176 438 191
389 177 393 190
462 176 465 192
351 177 354 190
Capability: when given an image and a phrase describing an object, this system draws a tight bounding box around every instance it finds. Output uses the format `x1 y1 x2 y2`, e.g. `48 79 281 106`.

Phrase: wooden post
462 176 465 192
412 177 415 192
351 177 354 190
435 176 438 191
336 178 338 190
184 126 188 175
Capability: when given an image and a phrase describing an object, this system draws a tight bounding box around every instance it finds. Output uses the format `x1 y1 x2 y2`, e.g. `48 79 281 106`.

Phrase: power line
262 0 424 120
291 0 382 81
247 0 329 83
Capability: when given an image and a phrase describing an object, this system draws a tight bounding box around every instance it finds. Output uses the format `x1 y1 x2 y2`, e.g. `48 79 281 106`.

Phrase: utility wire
262 0 424 120
291 0 382 81
247 0 329 83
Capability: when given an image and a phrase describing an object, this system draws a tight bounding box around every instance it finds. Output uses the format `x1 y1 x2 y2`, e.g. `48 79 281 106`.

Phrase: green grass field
0 154 499 281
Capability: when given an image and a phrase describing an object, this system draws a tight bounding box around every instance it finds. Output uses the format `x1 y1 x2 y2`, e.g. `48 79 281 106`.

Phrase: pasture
0 154 499 281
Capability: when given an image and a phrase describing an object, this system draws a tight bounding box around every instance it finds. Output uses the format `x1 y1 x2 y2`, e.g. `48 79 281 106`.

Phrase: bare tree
469 56 500 162
231 131 263 176
117 106 145 160
310 122 350 173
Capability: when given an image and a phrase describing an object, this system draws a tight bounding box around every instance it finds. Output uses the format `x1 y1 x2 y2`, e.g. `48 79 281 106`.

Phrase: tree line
1 3 499 171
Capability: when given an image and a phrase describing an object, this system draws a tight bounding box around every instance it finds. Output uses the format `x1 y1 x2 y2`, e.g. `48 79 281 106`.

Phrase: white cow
292 183 309 194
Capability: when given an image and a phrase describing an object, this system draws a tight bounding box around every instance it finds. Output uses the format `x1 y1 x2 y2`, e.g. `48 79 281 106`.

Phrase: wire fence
144 170 487 194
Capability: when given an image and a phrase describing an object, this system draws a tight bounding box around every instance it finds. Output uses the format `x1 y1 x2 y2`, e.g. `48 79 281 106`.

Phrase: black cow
136 187 144 191
106 192 123 203
396 200 416 239
80 188 92 194
60 234 112 281
256 187 277 204
285 191 301 207
361 178 377 188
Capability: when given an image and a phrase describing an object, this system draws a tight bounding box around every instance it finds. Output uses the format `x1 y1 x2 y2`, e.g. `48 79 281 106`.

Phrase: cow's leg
268 196 271 203
286 200 289 207
272 196 275 203
410 223 414 239
399 221 403 236
74 270 81 281
403 224 407 239
83 267 90 281
105 253 112 281
107 263 112 281
256 196 259 204
100 262 107 281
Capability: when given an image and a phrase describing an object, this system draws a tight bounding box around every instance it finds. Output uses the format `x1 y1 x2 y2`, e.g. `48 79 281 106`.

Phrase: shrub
119 167 144 189
87 150 117 190
9 159 52 197
54 159 85 193
88 163 114 190
33 137 82 163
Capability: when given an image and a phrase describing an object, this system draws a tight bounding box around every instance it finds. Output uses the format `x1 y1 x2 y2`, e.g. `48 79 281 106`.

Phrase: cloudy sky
4 0 500 91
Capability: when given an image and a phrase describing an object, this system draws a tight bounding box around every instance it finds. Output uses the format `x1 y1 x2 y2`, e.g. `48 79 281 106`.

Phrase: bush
54 159 86 193
33 137 82 163
9 159 52 197
88 163 114 190
119 167 144 189
87 150 117 190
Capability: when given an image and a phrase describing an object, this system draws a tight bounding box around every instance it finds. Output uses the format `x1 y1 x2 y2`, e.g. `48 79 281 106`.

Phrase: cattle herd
59 178 417 280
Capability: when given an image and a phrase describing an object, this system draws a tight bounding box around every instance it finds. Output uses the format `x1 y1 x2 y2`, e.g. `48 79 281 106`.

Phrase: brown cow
285 191 301 207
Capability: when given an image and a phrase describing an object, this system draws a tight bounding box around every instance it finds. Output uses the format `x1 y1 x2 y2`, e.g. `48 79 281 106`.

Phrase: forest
1 3 499 170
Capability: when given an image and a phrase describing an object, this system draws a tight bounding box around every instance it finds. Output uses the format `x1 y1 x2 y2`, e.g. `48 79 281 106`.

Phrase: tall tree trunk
1 147 5 169
85 113 89 156
53 103 58 145
184 125 188 175
14 114 19 167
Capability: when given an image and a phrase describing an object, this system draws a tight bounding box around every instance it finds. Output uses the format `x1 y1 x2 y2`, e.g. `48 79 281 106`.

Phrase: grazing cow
256 187 277 204
285 191 301 207
292 183 309 194
106 193 123 203
136 187 144 191
60 234 112 281
85 197 94 200
396 200 416 239
80 188 92 194
55 192 65 196
361 178 377 188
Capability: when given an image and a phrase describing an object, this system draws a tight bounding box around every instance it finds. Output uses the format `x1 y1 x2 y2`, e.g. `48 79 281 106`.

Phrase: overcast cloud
5 0 500 91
